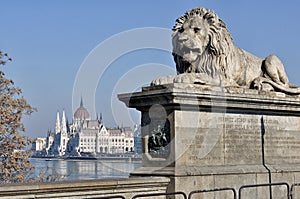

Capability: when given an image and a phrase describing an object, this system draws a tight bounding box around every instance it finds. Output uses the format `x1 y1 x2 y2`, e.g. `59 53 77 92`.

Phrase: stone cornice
118 83 300 116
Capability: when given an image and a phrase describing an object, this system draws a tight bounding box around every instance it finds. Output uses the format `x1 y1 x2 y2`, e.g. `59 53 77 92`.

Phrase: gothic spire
99 112 103 125
66 118 70 133
80 96 83 107
55 111 60 134
61 110 67 133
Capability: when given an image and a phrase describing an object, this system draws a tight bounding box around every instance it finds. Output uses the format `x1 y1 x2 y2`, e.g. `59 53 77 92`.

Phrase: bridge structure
1 178 300 198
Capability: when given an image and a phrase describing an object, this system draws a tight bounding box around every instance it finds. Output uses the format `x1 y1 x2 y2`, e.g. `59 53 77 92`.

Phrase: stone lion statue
152 7 300 94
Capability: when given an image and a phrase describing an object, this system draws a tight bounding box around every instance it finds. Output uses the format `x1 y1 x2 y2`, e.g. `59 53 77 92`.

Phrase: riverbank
30 158 141 181
31 153 142 163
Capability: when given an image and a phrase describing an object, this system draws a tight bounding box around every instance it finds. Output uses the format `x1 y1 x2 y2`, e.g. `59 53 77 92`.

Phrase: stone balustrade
0 177 170 199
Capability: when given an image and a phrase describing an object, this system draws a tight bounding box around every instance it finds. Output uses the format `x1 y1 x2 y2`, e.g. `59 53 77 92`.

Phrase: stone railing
0 177 170 199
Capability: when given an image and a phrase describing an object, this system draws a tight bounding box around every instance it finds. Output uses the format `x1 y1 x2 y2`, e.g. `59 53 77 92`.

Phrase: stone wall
119 83 300 198
0 177 170 199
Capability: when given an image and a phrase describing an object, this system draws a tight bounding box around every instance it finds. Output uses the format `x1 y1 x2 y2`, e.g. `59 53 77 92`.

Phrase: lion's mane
172 8 236 81
152 7 300 94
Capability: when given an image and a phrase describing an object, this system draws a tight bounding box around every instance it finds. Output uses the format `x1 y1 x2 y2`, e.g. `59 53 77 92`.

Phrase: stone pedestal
118 83 300 198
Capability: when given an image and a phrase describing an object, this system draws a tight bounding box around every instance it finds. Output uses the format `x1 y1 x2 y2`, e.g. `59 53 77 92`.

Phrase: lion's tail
261 78 300 94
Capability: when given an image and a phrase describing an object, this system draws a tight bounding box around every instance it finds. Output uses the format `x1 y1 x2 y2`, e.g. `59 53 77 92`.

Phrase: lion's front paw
151 76 175 86
174 73 218 85
174 74 196 84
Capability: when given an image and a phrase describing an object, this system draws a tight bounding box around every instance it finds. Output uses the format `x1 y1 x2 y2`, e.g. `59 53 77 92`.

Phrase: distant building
133 125 142 154
32 98 136 157
31 138 46 151
46 110 69 156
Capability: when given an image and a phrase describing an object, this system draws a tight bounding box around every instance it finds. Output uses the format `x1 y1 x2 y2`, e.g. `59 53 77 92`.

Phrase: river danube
30 158 141 181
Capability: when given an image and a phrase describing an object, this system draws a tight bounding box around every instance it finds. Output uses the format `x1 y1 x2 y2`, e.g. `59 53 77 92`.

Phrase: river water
30 158 141 181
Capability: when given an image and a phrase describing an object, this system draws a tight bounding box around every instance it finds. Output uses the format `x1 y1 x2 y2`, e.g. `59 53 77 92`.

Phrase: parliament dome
74 98 90 120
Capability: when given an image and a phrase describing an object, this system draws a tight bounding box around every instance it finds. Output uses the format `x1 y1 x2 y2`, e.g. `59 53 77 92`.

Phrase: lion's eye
194 27 200 33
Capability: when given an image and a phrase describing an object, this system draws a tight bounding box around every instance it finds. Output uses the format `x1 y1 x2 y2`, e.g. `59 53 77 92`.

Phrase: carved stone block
119 83 300 197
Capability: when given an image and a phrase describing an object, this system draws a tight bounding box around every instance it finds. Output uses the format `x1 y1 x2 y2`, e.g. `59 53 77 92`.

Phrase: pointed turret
100 113 103 125
55 111 61 134
98 112 103 128
61 110 67 133
66 118 70 133
80 96 83 107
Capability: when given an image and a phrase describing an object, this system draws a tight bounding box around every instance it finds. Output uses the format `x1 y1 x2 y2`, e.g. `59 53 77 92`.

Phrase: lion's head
172 8 235 80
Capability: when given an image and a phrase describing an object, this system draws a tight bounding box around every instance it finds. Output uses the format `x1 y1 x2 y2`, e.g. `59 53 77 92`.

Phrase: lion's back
236 48 263 86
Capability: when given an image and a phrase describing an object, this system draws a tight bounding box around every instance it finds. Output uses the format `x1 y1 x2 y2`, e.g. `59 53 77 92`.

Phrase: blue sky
1 1 300 138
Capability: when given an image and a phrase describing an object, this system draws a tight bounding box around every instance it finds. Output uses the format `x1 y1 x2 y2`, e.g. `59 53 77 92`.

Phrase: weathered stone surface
119 84 300 198
152 7 300 95
0 177 170 199
119 84 300 169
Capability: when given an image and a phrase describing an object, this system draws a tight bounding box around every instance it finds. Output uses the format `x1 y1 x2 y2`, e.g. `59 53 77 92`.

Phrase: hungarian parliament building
32 99 141 157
